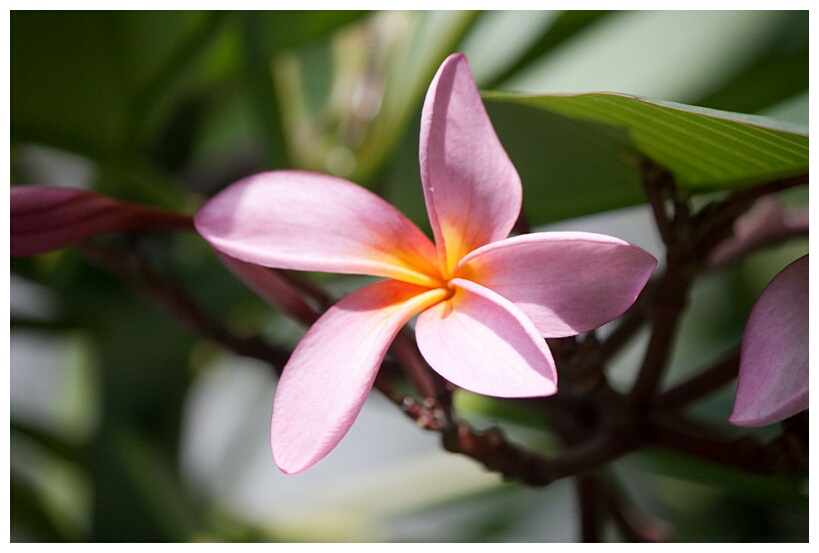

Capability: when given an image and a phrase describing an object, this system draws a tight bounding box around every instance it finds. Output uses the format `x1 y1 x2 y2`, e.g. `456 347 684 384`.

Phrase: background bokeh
10 10 809 542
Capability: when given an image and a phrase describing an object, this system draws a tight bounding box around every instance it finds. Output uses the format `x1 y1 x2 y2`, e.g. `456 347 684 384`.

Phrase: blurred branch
647 415 809 475
79 241 292 371
693 173 808 255
656 348 740 411
597 473 673 542
576 475 602 542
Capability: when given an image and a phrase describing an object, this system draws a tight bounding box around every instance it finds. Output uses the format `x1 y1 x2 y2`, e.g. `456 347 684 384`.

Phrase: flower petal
415 278 557 398
709 197 809 267
214 252 318 326
419 53 522 275
730 255 808 427
11 185 191 256
457 232 657 337
271 280 449 474
194 171 442 287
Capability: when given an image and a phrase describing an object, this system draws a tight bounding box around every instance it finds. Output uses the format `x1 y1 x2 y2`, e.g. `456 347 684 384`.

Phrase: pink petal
730 255 808 427
271 280 449 474
11 185 192 256
457 232 657 337
214 252 318 326
709 197 810 267
419 53 522 276
415 278 557 398
194 171 442 287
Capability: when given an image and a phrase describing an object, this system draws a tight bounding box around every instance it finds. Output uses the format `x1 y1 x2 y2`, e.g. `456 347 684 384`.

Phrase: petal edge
416 278 557 398
730 255 808 427
271 280 449 474
458 232 657 337
195 171 441 287
419 53 522 275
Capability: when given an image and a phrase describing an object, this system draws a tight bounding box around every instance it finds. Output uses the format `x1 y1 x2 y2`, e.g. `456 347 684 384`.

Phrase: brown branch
598 473 673 542
576 475 602 542
598 275 657 362
656 348 740 412
390 330 455 428
629 256 695 406
630 166 696 405
80 241 292 369
442 421 635 487
641 162 675 244
647 416 808 475
694 173 808 255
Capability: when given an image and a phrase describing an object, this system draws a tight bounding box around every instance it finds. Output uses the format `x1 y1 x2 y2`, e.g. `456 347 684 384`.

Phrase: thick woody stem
442 422 634 487
629 257 695 405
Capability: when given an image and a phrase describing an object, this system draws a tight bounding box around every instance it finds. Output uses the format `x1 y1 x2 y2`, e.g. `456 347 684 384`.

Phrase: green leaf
484 97 643 226
485 92 808 202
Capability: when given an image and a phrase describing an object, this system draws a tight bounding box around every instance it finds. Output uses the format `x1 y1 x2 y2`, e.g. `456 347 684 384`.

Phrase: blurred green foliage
10 11 808 542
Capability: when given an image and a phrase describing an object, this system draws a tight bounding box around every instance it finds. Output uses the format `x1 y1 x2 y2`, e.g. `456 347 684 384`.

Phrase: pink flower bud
11 185 192 256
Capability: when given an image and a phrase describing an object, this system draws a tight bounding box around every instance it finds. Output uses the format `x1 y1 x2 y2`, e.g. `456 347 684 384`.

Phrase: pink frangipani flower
194 53 657 474
730 254 808 427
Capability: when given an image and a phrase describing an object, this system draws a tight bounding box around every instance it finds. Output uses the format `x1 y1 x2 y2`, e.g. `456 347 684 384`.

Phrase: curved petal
194 171 442 287
11 185 192 256
457 232 657 337
730 255 808 427
709 197 809 267
271 280 449 474
215 252 318 326
419 53 522 276
415 278 557 398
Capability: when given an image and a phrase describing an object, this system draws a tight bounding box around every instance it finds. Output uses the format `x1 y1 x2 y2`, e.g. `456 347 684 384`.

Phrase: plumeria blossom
730 255 808 426
195 53 657 474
